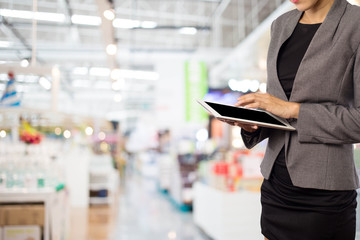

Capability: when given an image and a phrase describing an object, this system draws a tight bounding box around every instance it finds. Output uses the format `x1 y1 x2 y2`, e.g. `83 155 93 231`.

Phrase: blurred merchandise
19 120 43 145
0 141 65 191
197 149 263 193
89 154 120 205
3 225 41 240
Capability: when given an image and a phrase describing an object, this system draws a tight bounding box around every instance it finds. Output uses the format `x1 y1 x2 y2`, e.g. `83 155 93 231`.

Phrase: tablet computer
197 99 296 131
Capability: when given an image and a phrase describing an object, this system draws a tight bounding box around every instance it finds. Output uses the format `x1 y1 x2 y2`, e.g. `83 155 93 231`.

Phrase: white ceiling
0 0 286 121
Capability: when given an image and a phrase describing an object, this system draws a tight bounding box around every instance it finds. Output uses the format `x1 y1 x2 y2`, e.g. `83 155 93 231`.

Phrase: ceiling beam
114 7 236 26
212 0 231 47
95 0 117 70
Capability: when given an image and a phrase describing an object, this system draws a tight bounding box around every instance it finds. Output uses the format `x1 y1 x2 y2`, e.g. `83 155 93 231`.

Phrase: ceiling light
20 59 29 68
106 44 117 55
34 11 66 22
94 81 112 89
111 69 121 79
72 79 91 88
113 94 122 102
141 21 157 29
16 75 38 83
0 9 32 20
111 68 159 80
113 18 140 29
112 80 121 91
89 67 110 77
0 41 12 48
179 27 197 35
39 77 51 90
71 14 101 26
0 9 66 23
16 85 28 93
103 9 115 21
72 67 88 75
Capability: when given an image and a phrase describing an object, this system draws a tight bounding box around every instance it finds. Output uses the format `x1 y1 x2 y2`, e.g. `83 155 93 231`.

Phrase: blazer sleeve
241 127 270 149
297 44 360 144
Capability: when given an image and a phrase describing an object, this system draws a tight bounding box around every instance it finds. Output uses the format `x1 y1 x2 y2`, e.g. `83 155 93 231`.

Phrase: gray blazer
241 0 360 190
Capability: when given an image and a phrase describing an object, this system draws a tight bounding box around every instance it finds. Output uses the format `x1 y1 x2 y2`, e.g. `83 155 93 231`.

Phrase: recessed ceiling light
0 9 65 23
178 27 197 35
113 18 140 29
71 14 101 26
39 77 51 90
103 9 115 21
106 44 117 55
20 59 29 68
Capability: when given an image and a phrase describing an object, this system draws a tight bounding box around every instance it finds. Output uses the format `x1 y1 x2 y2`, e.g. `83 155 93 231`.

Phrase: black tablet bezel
197 99 296 131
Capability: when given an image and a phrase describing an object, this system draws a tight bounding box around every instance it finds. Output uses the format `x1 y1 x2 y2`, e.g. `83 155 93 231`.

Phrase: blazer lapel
268 10 302 101
289 0 348 102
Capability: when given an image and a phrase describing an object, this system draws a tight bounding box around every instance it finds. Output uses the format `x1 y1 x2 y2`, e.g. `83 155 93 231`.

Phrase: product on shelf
0 141 65 192
198 149 264 192
3 225 41 240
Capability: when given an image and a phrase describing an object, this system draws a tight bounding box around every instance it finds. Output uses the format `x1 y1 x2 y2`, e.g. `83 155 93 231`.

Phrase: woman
226 0 360 239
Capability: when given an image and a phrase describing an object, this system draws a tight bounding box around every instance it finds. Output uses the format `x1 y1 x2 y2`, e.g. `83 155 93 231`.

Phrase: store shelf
89 197 112 205
193 182 262 240
0 187 68 240
88 154 119 206
89 183 111 191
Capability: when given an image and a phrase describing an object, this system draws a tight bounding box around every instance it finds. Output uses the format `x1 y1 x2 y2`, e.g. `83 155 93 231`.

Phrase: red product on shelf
213 162 228 175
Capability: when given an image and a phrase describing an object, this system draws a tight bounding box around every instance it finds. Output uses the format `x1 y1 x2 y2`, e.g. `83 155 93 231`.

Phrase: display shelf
88 154 119 206
0 187 68 240
89 197 112 205
193 182 262 240
89 169 119 205
157 153 173 191
89 183 111 190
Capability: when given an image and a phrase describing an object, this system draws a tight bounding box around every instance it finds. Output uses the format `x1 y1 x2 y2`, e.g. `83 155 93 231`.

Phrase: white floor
113 171 360 240
114 174 209 240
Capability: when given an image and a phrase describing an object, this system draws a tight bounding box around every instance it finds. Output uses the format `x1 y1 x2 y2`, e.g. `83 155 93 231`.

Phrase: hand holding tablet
220 118 259 132
197 99 296 131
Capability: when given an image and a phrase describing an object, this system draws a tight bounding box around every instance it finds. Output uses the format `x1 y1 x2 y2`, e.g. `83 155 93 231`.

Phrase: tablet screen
205 101 286 126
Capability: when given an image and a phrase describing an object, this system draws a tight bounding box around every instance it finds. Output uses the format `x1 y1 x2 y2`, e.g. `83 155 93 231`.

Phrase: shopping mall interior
1 0 360 239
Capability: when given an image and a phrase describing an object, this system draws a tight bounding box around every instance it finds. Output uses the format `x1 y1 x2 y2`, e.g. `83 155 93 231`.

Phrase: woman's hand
219 119 259 133
235 93 300 119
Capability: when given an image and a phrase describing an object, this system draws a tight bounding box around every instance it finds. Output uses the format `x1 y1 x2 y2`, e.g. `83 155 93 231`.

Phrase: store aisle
114 174 207 240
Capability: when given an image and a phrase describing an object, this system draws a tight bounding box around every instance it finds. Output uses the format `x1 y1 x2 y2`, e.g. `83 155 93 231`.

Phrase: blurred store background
0 0 360 240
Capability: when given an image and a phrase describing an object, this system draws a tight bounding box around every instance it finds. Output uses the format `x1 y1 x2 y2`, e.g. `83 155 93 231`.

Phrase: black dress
260 23 357 240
